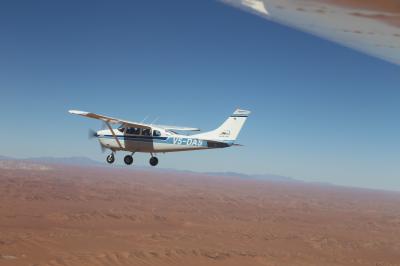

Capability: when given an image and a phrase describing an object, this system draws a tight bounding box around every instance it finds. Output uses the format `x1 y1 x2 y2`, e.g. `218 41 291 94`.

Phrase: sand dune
1 163 400 266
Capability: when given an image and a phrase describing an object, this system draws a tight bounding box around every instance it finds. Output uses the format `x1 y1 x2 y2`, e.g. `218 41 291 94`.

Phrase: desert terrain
1 160 400 266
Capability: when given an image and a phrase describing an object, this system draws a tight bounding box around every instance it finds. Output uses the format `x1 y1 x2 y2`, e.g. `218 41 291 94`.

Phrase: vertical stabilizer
192 109 250 143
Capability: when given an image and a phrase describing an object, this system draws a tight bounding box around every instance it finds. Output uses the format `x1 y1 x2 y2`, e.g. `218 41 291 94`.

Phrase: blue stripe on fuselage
103 135 167 140
98 135 234 147
99 135 207 147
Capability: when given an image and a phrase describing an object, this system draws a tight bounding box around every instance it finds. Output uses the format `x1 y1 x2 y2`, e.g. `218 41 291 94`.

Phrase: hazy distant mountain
0 155 51 171
26 156 102 166
0 155 297 182
0 155 103 169
205 171 295 182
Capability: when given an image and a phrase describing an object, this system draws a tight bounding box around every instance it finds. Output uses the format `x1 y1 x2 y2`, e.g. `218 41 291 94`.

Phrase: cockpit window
153 130 161 137
126 127 140 135
118 127 125 133
142 128 151 136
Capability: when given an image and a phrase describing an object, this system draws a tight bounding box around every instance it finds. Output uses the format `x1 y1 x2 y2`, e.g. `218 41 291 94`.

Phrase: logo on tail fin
219 130 231 138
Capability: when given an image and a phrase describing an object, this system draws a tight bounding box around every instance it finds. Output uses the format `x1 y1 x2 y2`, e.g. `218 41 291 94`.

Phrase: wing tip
68 110 88 115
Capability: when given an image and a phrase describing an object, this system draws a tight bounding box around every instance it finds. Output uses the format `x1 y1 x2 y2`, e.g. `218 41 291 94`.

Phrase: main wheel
106 154 115 164
149 157 158 166
124 155 133 165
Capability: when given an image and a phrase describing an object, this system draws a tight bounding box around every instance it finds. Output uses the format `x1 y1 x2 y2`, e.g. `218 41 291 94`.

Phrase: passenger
142 128 151 136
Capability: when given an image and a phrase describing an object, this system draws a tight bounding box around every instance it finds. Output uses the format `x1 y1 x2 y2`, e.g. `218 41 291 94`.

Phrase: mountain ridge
0 155 296 182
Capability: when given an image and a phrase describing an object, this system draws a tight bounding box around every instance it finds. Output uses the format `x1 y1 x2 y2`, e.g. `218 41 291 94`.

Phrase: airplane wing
221 0 400 65
154 124 201 131
68 110 200 131
68 110 151 129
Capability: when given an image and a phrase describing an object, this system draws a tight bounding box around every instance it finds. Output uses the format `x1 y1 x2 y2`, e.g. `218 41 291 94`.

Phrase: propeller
89 120 109 139
88 127 106 153
88 129 98 139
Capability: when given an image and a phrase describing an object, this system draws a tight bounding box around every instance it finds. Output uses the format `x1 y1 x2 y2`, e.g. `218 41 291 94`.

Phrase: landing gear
124 155 133 165
106 153 115 164
105 152 156 166
149 156 158 167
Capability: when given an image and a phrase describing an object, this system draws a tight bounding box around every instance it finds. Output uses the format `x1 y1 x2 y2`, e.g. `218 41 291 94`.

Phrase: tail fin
193 109 251 143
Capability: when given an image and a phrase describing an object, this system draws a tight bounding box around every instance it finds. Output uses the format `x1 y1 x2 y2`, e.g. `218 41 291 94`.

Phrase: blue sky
0 0 399 190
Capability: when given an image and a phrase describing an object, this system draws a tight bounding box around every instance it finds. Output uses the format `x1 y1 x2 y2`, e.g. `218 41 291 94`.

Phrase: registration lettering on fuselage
172 137 203 147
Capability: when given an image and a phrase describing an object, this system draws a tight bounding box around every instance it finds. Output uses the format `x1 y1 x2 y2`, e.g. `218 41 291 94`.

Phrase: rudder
193 109 251 143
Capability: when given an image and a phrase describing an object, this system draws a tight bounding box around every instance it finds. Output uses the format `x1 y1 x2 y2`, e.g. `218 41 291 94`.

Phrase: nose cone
97 130 107 137
89 129 99 139
97 129 109 142
97 130 106 146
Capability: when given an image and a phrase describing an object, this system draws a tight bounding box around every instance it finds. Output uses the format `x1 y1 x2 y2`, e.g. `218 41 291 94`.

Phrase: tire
149 157 158 166
124 155 133 165
106 154 115 164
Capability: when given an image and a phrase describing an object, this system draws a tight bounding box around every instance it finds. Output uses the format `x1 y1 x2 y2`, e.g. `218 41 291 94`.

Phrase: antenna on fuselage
141 115 149 123
150 117 159 126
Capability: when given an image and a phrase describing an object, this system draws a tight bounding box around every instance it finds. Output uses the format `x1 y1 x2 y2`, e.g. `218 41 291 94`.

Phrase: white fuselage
97 127 230 153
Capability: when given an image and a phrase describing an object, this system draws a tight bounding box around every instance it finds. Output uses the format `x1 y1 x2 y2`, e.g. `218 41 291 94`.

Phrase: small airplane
69 108 251 166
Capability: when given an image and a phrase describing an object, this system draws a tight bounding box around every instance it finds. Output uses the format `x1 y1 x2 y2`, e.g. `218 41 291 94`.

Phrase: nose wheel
124 155 133 165
149 156 158 166
106 153 115 164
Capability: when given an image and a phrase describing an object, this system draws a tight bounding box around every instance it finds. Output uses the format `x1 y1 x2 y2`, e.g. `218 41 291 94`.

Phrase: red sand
1 163 400 266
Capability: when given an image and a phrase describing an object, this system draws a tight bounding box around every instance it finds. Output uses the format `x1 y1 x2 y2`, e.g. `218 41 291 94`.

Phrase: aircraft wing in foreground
221 0 400 65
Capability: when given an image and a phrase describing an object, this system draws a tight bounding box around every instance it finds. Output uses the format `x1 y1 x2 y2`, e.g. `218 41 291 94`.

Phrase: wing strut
104 122 123 149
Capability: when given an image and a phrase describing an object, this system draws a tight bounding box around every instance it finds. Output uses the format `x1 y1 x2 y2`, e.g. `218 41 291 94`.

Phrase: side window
153 130 161 137
127 127 140 135
142 128 151 136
